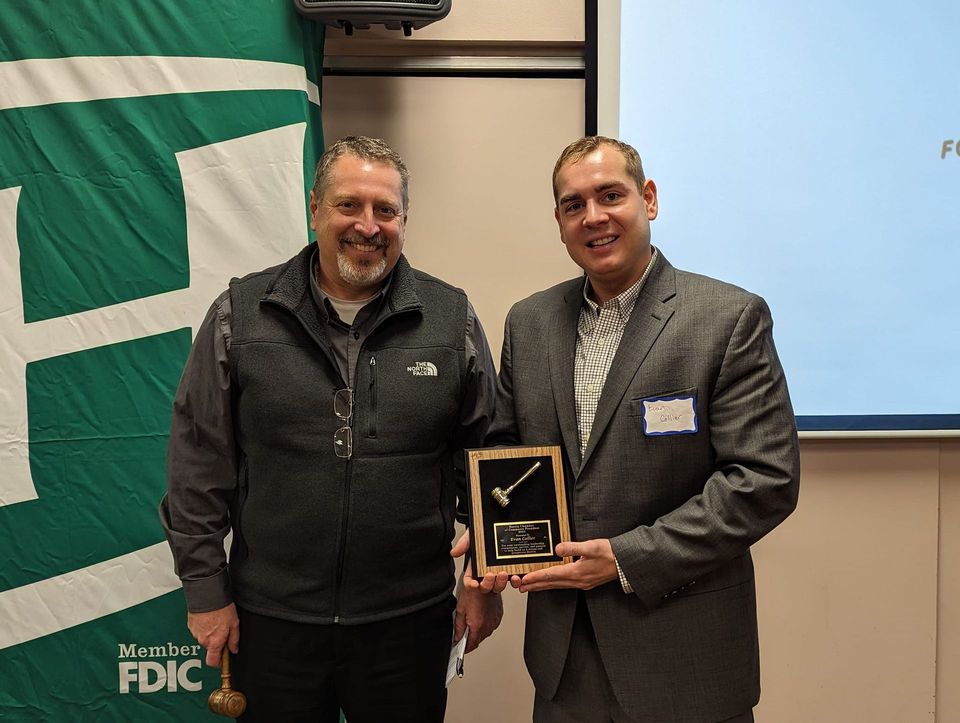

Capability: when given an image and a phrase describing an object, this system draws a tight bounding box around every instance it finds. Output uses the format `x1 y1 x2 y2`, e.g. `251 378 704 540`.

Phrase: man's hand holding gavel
188 603 240 668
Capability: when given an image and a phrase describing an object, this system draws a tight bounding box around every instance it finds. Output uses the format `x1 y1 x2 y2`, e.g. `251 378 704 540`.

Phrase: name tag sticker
642 395 698 436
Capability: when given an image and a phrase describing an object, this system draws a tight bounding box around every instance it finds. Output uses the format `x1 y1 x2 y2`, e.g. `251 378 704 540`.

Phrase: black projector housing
293 0 452 35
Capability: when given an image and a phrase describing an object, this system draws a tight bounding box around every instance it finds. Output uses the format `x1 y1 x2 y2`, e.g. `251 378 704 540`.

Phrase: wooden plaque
466 445 572 577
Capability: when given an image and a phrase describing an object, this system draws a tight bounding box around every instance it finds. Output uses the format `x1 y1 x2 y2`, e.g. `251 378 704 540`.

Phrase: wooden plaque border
466 445 572 577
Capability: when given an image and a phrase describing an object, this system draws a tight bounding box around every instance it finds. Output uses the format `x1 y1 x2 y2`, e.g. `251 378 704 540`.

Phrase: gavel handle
220 650 233 689
504 460 542 495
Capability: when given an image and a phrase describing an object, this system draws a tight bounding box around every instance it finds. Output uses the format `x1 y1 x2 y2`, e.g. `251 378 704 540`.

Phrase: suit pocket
628 386 697 416
665 553 754 600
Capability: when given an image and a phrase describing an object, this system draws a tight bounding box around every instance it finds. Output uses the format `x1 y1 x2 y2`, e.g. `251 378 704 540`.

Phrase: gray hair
312 136 410 211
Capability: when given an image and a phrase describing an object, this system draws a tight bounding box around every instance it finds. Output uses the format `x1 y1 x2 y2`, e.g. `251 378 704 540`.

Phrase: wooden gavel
208 650 247 718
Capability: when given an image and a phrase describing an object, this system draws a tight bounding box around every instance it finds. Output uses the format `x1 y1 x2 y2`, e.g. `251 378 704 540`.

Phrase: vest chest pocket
357 347 461 453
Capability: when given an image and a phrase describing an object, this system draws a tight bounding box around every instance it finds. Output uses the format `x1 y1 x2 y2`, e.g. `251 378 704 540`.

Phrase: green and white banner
0 2 323 719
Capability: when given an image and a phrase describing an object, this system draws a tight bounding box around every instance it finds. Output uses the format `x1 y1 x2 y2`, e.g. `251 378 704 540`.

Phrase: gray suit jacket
487 253 800 722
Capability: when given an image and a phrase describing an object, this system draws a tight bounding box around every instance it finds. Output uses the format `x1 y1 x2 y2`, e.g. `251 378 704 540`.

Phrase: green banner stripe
0 330 191 591
1 89 315 322
0 591 222 722
0 0 311 65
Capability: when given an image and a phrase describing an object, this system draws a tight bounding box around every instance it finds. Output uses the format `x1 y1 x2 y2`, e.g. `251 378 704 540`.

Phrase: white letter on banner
178 659 203 692
138 662 166 694
0 123 308 647
118 662 137 694
0 123 307 509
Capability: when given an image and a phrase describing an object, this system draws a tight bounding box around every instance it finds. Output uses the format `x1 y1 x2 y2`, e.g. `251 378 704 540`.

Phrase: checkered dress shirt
574 250 658 595
574 249 659 457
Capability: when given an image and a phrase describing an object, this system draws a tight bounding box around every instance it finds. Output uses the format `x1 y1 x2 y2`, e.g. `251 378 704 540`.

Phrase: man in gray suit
467 136 800 722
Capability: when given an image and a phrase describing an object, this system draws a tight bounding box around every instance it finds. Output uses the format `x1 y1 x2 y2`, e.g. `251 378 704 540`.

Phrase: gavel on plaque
491 460 542 508
208 650 247 718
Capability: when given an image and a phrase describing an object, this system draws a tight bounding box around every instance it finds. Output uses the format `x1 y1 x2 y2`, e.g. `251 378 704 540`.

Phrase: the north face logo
406 361 438 377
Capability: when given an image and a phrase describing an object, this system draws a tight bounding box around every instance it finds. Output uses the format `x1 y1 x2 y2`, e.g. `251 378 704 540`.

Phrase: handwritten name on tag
642 395 698 435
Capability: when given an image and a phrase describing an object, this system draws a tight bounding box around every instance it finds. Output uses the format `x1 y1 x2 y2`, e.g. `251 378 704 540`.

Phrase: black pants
231 597 454 723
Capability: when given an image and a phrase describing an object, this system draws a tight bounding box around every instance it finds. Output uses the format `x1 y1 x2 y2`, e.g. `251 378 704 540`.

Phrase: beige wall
321 3 959 721
937 443 960 723
324 0 583 46
756 442 942 722
322 75 582 358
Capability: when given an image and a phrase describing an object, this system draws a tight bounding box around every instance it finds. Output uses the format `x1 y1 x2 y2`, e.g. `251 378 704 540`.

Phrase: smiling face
554 144 658 303
309 153 406 300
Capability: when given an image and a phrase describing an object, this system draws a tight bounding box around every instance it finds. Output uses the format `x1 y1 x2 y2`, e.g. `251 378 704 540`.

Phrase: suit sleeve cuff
609 532 667 607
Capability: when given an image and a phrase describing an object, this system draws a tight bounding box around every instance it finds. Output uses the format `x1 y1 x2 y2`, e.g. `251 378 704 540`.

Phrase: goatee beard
337 246 388 286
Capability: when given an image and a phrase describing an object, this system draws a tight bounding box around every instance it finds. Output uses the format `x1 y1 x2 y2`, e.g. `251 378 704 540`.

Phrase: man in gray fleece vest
160 136 502 722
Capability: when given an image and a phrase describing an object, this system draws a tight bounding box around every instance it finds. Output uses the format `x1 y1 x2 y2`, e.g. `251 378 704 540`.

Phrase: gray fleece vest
227 245 467 624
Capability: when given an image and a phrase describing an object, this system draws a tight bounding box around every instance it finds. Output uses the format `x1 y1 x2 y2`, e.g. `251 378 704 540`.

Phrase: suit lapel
580 257 678 472
548 279 584 474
